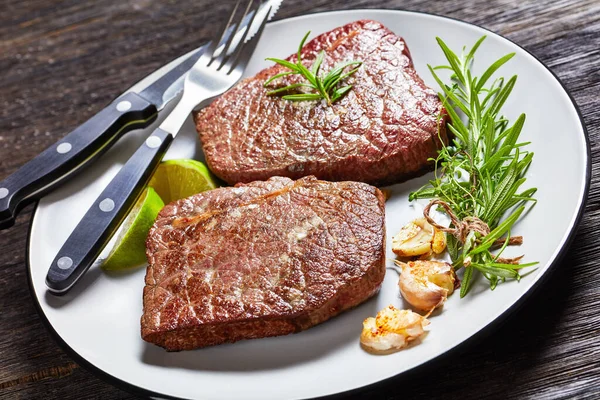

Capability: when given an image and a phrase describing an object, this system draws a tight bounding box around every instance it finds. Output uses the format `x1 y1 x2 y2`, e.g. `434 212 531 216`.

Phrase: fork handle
46 128 173 294
0 92 157 230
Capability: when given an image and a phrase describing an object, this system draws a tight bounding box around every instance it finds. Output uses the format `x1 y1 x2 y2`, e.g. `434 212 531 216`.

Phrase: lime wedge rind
102 187 164 271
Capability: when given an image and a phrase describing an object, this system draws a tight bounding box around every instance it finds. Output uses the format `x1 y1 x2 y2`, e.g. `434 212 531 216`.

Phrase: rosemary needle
263 31 362 106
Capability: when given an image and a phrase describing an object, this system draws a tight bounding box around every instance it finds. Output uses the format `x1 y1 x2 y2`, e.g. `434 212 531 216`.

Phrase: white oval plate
27 9 589 400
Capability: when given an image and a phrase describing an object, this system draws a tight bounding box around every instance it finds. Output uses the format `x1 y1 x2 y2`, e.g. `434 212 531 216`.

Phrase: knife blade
0 44 209 231
45 0 281 295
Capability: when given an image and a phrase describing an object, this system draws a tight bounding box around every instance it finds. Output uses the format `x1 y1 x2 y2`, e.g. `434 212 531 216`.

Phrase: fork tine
222 1 260 67
225 4 270 73
214 0 255 69
203 0 242 62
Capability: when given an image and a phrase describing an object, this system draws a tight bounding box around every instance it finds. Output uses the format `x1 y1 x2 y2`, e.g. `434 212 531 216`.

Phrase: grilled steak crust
142 176 386 351
194 20 448 186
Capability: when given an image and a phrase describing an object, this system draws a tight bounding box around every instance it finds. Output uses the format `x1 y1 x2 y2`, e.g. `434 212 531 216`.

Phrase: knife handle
0 92 157 230
46 128 173 294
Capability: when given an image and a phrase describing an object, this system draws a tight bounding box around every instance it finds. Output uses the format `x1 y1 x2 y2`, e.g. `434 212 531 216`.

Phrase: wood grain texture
0 0 598 399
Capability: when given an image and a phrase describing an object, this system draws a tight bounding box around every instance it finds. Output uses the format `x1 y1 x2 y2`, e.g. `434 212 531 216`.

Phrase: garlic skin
398 260 456 312
360 305 429 354
392 218 446 257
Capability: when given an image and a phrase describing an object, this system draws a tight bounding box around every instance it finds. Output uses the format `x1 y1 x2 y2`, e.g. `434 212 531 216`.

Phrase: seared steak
142 176 386 351
194 20 448 186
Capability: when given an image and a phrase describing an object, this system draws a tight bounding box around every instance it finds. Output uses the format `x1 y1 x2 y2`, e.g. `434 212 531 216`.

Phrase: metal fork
162 0 269 135
46 0 271 295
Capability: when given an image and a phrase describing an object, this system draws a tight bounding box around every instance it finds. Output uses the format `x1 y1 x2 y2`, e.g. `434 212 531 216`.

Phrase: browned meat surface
194 20 448 186
142 176 386 351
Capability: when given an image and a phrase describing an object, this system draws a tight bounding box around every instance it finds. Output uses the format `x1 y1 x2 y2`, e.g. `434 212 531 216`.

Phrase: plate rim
25 8 591 400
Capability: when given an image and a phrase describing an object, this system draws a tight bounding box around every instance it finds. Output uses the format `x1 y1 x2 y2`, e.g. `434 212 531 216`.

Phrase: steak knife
0 45 211 231
46 0 280 294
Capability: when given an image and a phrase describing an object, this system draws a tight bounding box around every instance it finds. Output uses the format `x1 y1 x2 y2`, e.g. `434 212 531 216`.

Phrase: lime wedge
102 159 217 271
148 159 217 204
102 187 164 271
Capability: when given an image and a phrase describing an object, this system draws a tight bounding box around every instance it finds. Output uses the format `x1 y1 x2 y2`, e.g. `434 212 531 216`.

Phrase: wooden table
1 0 598 398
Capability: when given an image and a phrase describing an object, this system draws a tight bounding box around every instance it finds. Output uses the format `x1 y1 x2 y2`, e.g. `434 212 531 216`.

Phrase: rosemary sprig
410 36 538 297
263 31 362 105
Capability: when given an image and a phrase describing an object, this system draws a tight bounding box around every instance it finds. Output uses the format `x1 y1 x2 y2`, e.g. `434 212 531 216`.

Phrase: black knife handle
0 92 157 230
46 128 173 294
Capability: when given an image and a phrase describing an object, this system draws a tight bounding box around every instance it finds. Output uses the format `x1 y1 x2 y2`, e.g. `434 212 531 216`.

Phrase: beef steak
194 20 448 186
142 176 386 351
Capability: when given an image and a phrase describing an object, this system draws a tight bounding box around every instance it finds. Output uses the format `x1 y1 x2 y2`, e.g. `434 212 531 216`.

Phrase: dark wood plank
1 0 598 399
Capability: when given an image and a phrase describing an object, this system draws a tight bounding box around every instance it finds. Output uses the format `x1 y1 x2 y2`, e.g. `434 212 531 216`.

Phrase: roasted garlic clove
360 305 429 354
431 227 446 254
392 218 446 257
398 260 456 312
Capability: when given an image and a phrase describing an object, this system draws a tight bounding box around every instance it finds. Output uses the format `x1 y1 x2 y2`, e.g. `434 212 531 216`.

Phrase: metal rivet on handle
57 256 73 270
116 100 132 112
57 142 72 154
0 188 8 199
99 198 115 212
145 136 162 149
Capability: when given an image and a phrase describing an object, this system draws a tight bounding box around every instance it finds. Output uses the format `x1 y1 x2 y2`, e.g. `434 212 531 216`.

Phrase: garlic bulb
398 260 456 312
360 305 429 354
392 218 446 257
